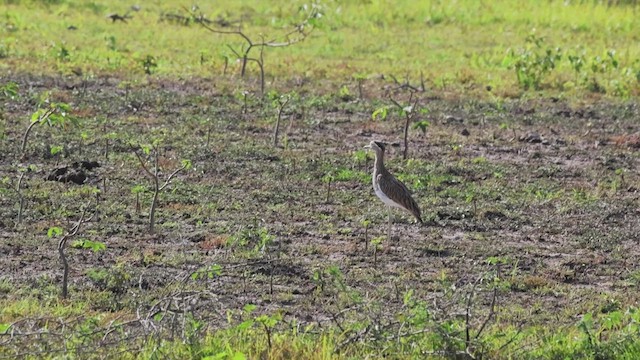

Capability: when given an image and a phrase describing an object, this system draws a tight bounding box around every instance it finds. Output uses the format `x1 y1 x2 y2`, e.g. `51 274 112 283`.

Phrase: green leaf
31 109 44 123
403 289 414 305
209 264 222 277
0 323 10 334
243 304 257 314
71 239 106 252
231 352 247 360
352 149 367 162
47 226 63 238
413 120 430 134
579 312 594 331
372 107 388 121
50 145 63 155
237 319 254 331
603 311 623 330
256 314 279 328
202 352 228 360
1 82 18 99
131 185 146 194
181 159 192 170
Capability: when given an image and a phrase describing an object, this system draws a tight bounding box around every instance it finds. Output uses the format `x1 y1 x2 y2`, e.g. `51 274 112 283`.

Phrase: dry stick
227 46 267 96
464 276 483 351
135 192 141 214
15 172 25 227
269 256 274 296
103 121 109 160
388 74 421 92
133 146 187 233
463 272 500 358
263 322 273 350
373 244 378 268
364 222 369 252
58 202 95 299
273 95 291 147
475 270 499 341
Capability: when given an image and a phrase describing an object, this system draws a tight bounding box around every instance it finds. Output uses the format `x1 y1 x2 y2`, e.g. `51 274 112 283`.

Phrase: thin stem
273 95 291 147
16 172 25 227
58 202 95 299
133 146 187 234
21 109 53 154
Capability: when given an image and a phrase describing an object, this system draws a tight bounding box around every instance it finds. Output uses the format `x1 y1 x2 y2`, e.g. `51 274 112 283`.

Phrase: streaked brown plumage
365 140 422 240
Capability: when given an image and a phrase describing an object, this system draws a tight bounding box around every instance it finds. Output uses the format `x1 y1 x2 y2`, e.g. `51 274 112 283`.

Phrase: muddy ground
1 74 639 355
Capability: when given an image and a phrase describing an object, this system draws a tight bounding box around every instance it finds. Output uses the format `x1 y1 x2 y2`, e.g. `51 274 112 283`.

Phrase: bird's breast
373 172 403 208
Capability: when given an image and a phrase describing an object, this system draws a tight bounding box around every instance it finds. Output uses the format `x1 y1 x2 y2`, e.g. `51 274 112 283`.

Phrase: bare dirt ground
1 74 639 356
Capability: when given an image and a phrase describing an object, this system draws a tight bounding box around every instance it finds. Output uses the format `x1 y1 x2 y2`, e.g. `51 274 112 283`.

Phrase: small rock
461 129 470 136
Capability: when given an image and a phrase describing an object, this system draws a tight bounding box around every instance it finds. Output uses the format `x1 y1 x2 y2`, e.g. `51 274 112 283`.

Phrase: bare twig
465 276 484 350
186 6 320 95
389 74 421 92
475 275 499 341
10 172 26 227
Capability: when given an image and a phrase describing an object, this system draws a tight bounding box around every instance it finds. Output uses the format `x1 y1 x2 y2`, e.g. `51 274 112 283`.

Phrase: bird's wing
377 173 423 223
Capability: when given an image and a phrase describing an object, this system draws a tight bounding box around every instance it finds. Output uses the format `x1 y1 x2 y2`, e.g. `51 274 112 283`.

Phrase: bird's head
364 140 386 153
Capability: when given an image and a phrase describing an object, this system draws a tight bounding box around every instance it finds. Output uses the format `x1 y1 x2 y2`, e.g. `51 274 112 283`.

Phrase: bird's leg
387 206 391 243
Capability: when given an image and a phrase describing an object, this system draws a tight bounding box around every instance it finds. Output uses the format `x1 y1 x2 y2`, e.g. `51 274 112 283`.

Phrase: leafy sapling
390 91 421 159
322 173 333 203
270 92 293 147
21 95 77 157
53 201 96 299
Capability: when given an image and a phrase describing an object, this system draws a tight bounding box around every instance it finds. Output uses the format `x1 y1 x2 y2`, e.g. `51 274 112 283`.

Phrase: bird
364 140 423 241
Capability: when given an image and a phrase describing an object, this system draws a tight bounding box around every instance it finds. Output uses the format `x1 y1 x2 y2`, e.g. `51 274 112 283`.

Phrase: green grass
3 294 640 359
2 0 640 97
3 0 640 359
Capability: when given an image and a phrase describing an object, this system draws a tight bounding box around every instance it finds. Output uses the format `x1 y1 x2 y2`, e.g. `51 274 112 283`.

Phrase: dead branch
474 272 499 341
8 171 26 228
186 5 320 95
388 74 422 92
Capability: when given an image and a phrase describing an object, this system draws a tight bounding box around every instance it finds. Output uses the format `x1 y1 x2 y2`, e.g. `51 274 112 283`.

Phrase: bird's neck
374 151 386 175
